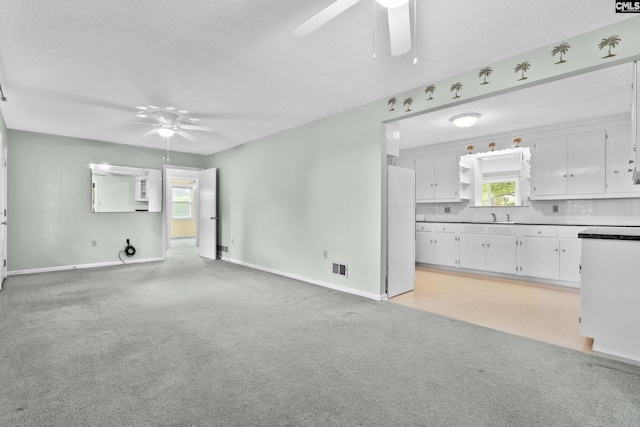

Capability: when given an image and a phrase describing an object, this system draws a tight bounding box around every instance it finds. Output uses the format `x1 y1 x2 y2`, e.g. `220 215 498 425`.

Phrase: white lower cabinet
459 225 517 274
416 222 585 286
415 223 435 264
486 234 518 275
433 224 459 267
559 238 582 283
519 236 559 280
458 230 486 271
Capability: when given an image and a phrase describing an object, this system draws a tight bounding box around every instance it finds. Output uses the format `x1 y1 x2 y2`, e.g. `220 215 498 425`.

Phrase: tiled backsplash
417 198 640 226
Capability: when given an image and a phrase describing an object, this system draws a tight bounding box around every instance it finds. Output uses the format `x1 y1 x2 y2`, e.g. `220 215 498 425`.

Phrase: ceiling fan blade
387 2 411 56
176 130 198 142
141 128 158 138
180 124 213 132
293 0 362 37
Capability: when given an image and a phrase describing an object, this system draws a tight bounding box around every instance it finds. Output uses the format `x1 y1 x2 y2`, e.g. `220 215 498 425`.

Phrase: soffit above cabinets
400 63 634 150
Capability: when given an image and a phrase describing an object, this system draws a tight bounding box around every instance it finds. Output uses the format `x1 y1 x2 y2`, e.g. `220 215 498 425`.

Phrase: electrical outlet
552 204 559 213
444 206 451 214
92 240 97 247
323 250 328 259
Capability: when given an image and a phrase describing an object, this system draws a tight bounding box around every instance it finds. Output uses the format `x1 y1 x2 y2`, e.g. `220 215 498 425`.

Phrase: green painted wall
7 130 204 272
207 103 387 298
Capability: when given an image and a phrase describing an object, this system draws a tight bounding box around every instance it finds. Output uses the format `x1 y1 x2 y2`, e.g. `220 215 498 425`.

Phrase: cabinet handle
555 248 559 252
562 249 565 252
563 174 567 178
630 159 635 165
614 170 619 174
629 169 634 173
570 174 574 177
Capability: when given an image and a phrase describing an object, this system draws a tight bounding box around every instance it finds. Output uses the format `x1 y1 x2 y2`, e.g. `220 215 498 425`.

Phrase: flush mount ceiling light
450 113 481 128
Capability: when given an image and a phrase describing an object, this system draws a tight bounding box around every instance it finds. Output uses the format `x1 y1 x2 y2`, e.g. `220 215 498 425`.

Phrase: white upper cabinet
415 152 460 202
567 130 606 195
530 129 606 199
606 126 640 194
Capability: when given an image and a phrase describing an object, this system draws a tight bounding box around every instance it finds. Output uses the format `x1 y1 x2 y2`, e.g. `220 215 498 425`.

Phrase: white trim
7 257 165 276
228 258 385 301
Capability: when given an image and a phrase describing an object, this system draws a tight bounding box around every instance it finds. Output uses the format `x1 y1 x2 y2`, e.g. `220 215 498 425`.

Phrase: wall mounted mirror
90 164 162 212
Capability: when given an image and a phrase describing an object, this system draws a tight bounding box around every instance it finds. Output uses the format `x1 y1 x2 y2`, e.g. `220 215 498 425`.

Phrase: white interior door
387 165 415 298
0 136 7 286
198 168 217 260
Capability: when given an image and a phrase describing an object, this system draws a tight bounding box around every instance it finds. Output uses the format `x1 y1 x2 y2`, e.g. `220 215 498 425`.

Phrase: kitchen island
579 227 640 362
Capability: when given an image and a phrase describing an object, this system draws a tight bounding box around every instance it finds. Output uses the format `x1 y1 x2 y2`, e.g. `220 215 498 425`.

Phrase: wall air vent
332 262 348 277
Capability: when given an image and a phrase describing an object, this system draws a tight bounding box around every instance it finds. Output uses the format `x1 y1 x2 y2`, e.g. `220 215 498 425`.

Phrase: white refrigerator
387 165 416 298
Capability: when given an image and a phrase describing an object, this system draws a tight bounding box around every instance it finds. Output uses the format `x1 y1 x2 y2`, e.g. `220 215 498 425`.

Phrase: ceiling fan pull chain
412 0 418 65
372 0 377 61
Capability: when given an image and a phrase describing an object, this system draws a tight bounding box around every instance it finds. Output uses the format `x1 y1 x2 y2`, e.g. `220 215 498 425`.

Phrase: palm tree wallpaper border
403 97 414 112
384 29 626 113
450 82 463 99
424 84 436 100
599 34 621 59
387 97 397 111
514 61 531 81
478 66 493 85
551 42 571 64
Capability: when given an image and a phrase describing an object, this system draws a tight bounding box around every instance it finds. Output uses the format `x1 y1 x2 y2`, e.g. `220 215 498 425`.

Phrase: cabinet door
486 235 518 275
606 126 640 194
458 234 486 271
416 231 435 264
567 130 606 194
434 152 460 199
415 155 435 201
530 135 568 196
520 236 559 280
433 232 458 267
559 238 582 284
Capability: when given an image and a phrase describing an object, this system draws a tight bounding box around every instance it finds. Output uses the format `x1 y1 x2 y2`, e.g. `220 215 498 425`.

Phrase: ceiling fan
133 106 213 142
294 0 412 57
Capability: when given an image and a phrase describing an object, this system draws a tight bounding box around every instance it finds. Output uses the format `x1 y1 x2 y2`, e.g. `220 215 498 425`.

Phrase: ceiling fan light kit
157 128 176 138
133 106 213 141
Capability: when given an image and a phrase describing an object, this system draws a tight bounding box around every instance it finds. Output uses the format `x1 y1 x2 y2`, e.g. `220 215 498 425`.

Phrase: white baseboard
7 257 165 276
227 258 385 301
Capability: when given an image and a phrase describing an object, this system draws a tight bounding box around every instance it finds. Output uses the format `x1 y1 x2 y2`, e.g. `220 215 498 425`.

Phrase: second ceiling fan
294 0 413 57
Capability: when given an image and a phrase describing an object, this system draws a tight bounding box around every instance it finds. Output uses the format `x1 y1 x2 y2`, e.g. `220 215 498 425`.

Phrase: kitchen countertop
416 221 640 227
578 227 640 240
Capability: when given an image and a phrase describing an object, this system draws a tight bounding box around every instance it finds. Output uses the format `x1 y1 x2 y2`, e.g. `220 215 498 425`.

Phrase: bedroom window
172 186 193 219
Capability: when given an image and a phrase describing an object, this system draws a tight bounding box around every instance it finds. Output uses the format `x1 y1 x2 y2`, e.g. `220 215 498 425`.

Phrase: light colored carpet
1 244 640 426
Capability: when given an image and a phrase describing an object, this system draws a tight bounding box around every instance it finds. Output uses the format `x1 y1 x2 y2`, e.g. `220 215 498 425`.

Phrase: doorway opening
169 178 197 249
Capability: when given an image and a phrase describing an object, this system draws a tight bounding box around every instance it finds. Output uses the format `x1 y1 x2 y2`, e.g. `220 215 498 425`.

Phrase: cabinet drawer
435 224 456 233
461 224 486 234
415 223 433 231
487 225 516 236
520 226 557 237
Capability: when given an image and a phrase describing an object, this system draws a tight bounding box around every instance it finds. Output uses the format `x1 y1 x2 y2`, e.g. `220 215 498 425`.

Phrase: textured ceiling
0 0 634 155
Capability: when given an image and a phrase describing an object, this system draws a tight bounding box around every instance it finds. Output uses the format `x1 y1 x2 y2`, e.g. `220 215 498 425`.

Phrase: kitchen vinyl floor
390 267 593 353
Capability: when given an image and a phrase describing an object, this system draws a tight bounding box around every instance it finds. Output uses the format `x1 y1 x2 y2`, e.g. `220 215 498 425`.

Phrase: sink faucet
491 212 497 222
